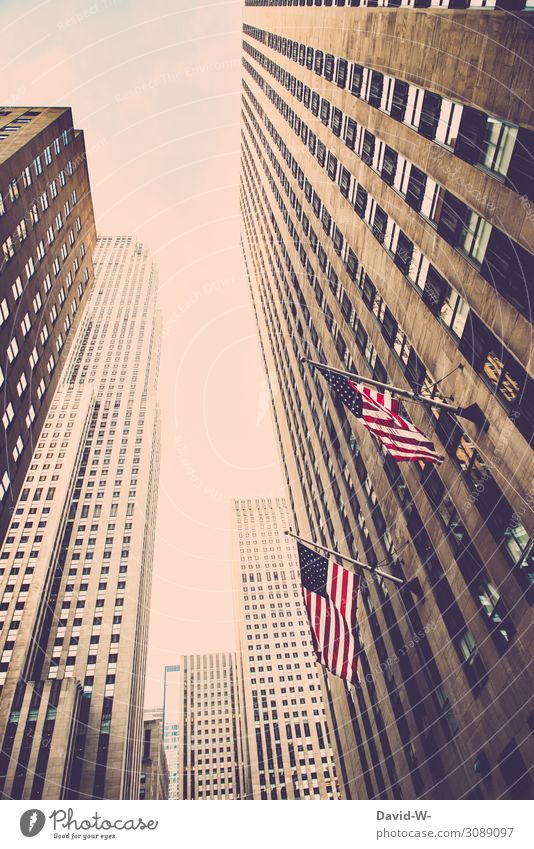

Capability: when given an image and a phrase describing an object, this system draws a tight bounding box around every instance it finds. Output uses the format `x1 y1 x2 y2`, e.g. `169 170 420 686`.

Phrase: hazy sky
0 0 284 706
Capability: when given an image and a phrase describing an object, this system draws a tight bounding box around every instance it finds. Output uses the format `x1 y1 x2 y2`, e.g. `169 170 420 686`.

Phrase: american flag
315 364 443 464
297 541 359 684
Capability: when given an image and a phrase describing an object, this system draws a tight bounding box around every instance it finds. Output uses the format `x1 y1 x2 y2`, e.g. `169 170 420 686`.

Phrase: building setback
232 497 340 800
140 715 169 801
0 107 96 549
0 236 161 799
240 6 534 800
178 653 246 800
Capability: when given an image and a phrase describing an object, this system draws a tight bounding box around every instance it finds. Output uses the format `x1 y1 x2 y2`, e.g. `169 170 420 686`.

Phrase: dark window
362 275 376 309
332 107 342 137
406 348 426 391
324 54 335 81
390 79 408 122
405 167 426 212
327 152 337 181
381 147 398 186
455 107 488 165
437 191 468 247
459 311 491 372
418 91 442 140
394 232 414 275
339 167 351 198
505 127 534 200
354 185 368 218
336 59 348 88
481 227 533 318
381 308 398 345
422 265 447 314
362 130 375 165
372 206 387 243
314 50 324 76
368 71 383 108
498 741 533 799
344 118 357 150
346 248 358 281
350 64 364 97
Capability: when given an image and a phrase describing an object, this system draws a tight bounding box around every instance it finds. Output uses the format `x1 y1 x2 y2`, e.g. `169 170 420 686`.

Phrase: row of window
241 162 463 795
244 23 534 197
244 0 533 14
243 41 534 323
242 92 534 594
242 71 534 443
0 125 71 216
242 149 534 799
245 107 528 681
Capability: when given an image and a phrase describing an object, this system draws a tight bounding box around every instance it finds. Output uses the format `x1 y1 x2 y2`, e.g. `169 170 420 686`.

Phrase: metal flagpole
302 357 488 430
284 529 405 587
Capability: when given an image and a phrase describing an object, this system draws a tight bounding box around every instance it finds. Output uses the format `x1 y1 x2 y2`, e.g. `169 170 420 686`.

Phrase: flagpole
302 358 488 430
285 530 405 586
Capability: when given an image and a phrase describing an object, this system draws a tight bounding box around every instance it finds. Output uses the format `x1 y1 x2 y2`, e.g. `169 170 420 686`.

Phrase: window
498 741 532 799
457 629 487 691
390 79 408 122
482 120 518 178
368 71 383 108
344 118 357 151
350 64 363 97
394 232 413 276
405 166 426 212
460 212 492 264
481 227 533 317
454 106 488 164
336 59 348 89
381 147 397 186
437 191 468 247
505 126 534 197
418 90 442 140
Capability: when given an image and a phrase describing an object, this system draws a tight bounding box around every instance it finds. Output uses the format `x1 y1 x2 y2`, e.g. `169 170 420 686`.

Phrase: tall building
178 653 247 800
140 715 169 801
163 664 181 800
0 236 161 800
232 497 340 800
240 6 534 800
0 107 96 548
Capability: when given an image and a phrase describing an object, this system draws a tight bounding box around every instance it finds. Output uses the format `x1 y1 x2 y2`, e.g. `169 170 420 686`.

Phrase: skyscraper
162 664 181 800
140 714 169 801
232 497 340 800
178 653 247 800
240 6 534 799
0 107 96 550
0 236 161 800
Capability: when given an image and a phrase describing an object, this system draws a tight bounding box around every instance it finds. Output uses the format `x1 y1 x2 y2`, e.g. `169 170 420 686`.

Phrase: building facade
140 715 169 801
232 497 340 800
0 236 161 799
0 107 97 549
240 6 534 799
163 664 181 800
178 653 247 800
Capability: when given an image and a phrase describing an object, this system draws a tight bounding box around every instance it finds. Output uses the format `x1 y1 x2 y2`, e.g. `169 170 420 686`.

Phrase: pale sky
0 0 284 706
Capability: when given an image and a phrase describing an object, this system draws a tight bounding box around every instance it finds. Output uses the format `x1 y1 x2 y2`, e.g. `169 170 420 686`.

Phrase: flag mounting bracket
285 530 405 587
301 357 489 432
